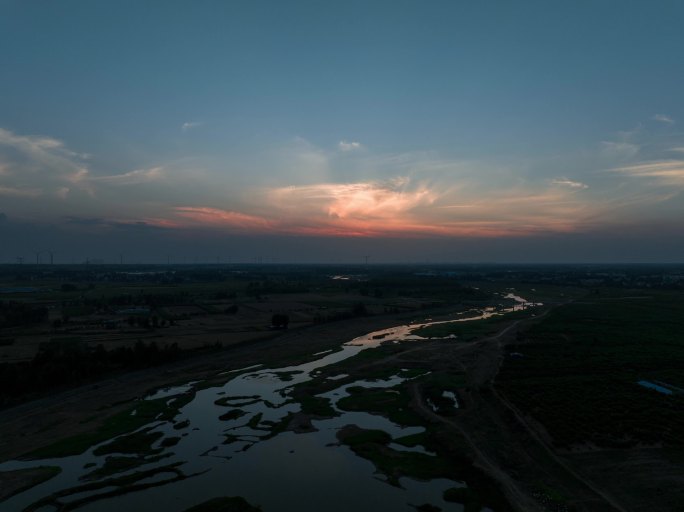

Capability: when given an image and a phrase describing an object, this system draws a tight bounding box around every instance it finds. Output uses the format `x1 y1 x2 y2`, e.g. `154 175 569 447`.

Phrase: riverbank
0 301 635 512
0 310 436 464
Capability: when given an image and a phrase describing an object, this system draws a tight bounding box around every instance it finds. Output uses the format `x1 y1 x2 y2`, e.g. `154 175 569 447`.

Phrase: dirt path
407 381 543 512
401 306 629 512
490 387 628 512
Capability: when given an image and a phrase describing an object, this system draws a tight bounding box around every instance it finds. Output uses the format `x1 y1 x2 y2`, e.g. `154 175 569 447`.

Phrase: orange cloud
172 207 275 231
146 178 597 239
269 179 435 221
114 167 620 240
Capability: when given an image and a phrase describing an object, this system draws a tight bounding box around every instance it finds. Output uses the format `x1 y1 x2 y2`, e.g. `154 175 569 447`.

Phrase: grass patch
357 365 430 382
393 432 428 448
498 294 684 448
337 385 422 426
214 395 260 407
414 505 441 512
420 371 465 414
443 487 484 512
26 393 194 459
421 371 466 389
183 497 261 512
247 412 264 429
160 436 181 447
298 395 337 417
272 370 303 381
342 428 392 446
399 368 430 378
0 466 61 501
219 409 247 421
412 309 532 341
81 453 170 481
23 462 187 511
93 429 163 456
337 426 457 486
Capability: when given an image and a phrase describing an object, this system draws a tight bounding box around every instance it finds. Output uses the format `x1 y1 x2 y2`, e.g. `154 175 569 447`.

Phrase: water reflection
1 301 534 511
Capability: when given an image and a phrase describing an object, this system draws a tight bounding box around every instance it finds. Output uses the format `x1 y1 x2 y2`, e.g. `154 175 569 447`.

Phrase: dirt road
401 307 629 512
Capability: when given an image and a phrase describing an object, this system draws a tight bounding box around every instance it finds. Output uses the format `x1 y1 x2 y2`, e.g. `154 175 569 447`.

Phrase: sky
1 0 684 263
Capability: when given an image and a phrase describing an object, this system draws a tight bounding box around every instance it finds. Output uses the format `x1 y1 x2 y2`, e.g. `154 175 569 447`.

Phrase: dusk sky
2 1 684 263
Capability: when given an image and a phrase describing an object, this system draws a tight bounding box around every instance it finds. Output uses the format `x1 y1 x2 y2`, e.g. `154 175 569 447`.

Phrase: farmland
0 264 486 407
496 291 684 510
497 294 684 448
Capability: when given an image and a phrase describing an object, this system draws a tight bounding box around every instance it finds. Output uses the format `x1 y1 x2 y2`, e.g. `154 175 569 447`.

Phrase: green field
412 308 533 340
497 292 684 448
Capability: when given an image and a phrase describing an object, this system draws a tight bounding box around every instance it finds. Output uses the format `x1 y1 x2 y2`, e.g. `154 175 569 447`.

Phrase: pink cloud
133 177 603 239
172 207 275 231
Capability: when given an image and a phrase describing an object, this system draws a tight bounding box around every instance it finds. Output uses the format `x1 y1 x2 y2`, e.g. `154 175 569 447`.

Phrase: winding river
0 294 537 512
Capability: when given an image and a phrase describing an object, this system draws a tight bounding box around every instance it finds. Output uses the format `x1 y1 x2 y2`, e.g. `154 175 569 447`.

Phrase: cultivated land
1 264 683 511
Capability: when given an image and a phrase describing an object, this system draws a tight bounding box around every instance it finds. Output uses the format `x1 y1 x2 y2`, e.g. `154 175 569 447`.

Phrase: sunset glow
1 2 683 262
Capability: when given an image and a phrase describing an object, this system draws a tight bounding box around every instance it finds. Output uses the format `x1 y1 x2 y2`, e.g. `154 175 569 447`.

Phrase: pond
637 380 674 395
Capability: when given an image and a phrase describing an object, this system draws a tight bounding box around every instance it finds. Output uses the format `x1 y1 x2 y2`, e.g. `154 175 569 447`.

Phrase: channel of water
0 294 537 512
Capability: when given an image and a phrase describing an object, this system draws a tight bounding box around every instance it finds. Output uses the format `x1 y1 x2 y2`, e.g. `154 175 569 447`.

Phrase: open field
0 264 486 408
497 291 684 511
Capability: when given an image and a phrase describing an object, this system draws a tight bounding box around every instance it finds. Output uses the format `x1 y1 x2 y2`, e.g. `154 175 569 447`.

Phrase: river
0 294 537 512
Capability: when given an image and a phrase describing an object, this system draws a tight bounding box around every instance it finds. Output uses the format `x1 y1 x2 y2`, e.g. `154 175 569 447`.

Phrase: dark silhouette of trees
271 313 289 329
0 301 48 328
0 339 186 408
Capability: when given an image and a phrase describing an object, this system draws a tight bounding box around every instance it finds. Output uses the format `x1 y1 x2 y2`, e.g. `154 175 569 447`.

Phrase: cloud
2 126 683 244
89 167 163 186
600 141 639 159
181 121 202 132
0 128 173 219
151 172 606 239
609 160 684 184
338 140 363 152
0 128 91 198
652 114 675 125
108 220 168 232
270 178 435 224
551 178 589 190
65 216 109 226
171 207 275 231
0 185 42 197
434 187 600 236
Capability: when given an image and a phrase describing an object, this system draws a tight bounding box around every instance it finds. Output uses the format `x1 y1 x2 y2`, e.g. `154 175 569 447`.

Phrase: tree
352 302 367 316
